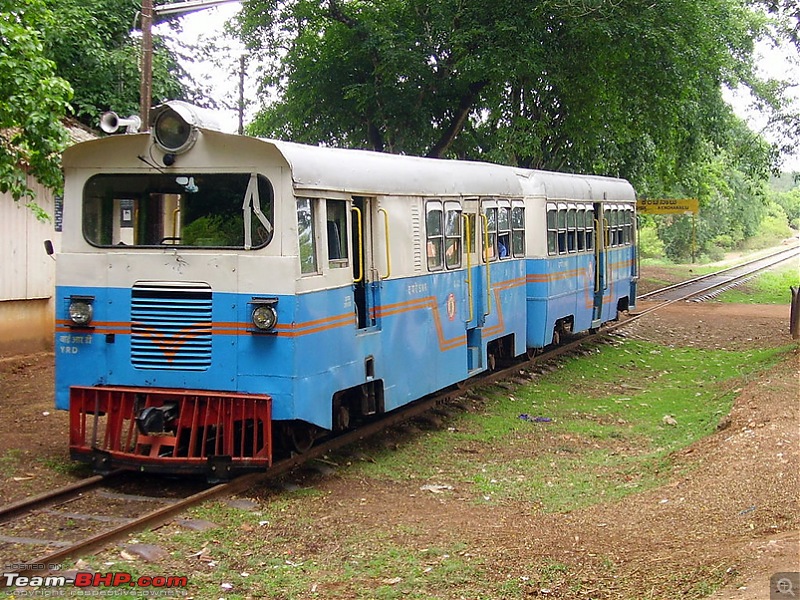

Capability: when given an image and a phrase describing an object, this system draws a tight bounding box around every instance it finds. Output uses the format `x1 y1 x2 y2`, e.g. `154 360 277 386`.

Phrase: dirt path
0 301 798 598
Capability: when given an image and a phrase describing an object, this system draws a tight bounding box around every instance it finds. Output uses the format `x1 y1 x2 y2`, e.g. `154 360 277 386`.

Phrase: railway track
3 244 796 583
637 244 799 304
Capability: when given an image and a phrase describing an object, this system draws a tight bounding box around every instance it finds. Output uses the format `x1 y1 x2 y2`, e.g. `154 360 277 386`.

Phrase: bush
638 222 665 258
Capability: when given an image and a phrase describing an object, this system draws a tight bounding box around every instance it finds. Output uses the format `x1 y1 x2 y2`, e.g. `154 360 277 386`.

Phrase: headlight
252 305 278 331
153 108 196 154
150 101 221 156
69 299 93 327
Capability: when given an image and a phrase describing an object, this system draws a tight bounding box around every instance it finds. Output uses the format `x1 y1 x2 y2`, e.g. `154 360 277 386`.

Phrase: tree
0 0 73 207
41 0 188 127
237 0 782 186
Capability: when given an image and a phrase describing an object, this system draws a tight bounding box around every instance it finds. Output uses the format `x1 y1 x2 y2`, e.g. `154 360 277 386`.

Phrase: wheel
289 423 318 454
334 404 350 431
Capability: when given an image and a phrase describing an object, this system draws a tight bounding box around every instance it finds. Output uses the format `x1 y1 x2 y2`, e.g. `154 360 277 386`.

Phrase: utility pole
238 55 246 135
138 0 241 131
139 0 154 129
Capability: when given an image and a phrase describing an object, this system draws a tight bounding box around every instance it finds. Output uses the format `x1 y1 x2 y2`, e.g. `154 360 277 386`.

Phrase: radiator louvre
131 282 212 371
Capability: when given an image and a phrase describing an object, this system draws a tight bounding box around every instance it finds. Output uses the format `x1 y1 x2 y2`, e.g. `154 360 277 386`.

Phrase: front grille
131 282 212 371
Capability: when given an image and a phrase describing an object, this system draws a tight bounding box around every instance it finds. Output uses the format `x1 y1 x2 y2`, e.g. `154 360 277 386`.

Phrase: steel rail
637 244 799 301
0 471 124 526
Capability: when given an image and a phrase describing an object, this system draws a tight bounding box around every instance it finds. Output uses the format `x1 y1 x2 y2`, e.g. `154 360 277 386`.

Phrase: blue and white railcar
55 101 636 477
520 173 638 347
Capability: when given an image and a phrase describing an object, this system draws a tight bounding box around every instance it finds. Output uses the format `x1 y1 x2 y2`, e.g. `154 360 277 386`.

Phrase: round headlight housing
69 300 93 327
153 108 196 154
252 305 278 331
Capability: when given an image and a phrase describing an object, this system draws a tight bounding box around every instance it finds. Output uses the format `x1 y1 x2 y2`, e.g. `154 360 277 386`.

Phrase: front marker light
252 304 278 331
68 298 94 327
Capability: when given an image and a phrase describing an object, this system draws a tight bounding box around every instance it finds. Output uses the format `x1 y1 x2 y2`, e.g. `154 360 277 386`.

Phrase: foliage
182 214 243 246
2 0 190 209
772 187 800 228
0 0 72 203
238 0 784 182
742 200 794 249
41 0 188 127
637 107 794 261
637 219 666 260
234 0 800 260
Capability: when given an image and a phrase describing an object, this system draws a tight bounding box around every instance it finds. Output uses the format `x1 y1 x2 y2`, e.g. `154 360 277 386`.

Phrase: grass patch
35 456 92 476
0 448 24 476
348 340 788 512
716 263 800 304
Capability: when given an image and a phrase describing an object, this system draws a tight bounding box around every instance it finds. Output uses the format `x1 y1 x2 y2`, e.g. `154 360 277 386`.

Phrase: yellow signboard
637 198 699 215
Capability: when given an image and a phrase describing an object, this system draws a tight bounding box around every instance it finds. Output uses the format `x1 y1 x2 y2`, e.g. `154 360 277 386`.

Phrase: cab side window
297 198 317 274
444 201 462 269
426 202 444 271
327 200 349 267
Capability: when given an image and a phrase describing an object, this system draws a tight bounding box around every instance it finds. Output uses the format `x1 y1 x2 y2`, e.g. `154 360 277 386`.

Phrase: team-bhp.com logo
3 571 188 593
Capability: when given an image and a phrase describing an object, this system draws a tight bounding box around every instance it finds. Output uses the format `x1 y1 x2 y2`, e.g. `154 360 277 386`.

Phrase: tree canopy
42 0 188 127
1 0 72 202
1 0 189 206
238 0 793 184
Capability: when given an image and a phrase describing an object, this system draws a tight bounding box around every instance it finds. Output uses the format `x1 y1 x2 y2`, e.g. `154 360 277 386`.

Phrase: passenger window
326 200 349 267
511 204 524 257
567 208 577 253
444 202 462 269
297 198 317 274
557 208 567 254
576 208 586 251
484 206 497 261
547 206 557 255
497 205 510 259
426 202 444 271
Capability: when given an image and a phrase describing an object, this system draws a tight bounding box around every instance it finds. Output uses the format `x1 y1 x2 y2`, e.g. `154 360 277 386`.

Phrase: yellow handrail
378 208 391 280
351 206 364 283
481 212 491 316
171 204 181 242
463 214 473 323
594 217 601 293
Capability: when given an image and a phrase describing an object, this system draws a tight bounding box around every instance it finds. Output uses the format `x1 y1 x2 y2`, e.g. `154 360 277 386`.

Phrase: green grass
35 455 92 476
0 448 24 475
347 340 788 512
717 263 800 304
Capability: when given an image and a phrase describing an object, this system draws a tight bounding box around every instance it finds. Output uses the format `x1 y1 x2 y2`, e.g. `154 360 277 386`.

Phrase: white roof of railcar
268 140 522 197
266 139 636 202
61 128 635 202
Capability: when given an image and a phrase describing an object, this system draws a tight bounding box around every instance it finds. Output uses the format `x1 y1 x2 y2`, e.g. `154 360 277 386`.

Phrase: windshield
82 173 274 249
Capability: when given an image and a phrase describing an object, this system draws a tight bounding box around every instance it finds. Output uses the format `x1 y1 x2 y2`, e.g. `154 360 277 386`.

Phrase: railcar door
351 196 383 330
591 201 607 327
462 199 491 371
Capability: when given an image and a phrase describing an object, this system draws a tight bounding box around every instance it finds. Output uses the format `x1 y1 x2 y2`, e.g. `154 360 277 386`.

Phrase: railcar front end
57 104 304 478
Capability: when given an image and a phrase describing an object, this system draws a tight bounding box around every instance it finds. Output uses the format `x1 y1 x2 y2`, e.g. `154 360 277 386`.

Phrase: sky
162 2 800 172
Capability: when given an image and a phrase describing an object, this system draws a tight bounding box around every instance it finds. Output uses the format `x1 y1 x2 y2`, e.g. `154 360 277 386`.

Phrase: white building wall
0 176 61 355
0 178 59 300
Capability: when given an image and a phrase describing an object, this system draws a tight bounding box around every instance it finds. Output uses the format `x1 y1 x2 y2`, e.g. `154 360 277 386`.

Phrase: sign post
636 198 700 262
